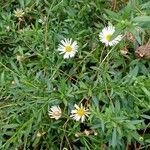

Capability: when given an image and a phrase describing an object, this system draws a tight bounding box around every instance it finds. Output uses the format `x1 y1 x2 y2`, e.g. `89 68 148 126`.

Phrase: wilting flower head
14 8 25 18
48 105 62 120
16 55 24 61
70 104 90 122
58 38 78 59
99 25 122 46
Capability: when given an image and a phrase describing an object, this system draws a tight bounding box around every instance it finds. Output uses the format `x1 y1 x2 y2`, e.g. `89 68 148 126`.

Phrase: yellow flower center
105 34 112 41
65 45 72 52
77 108 85 116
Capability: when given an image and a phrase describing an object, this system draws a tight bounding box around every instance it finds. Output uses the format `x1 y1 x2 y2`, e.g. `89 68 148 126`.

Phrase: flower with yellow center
14 8 25 18
70 104 90 122
58 38 78 59
99 25 122 46
48 105 62 120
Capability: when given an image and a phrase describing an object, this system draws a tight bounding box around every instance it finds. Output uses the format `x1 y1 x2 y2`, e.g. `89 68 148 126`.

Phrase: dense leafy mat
0 0 150 149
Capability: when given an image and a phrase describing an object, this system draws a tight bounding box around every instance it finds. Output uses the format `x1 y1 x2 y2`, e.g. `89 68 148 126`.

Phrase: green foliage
0 0 150 149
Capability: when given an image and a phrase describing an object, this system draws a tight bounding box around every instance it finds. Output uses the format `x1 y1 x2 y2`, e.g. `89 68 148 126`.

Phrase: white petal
63 53 70 59
69 38 72 45
55 116 61 120
108 25 115 33
58 48 64 52
58 106 61 111
69 52 75 58
51 106 58 111
71 110 77 113
80 103 82 108
50 107 56 112
81 116 85 122
75 115 81 121
86 111 90 114
60 40 66 46
102 27 107 34
74 104 79 109
72 41 77 48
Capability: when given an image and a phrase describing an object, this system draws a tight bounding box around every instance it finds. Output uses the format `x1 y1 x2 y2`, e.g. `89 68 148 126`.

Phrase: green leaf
129 66 139 77
129 28 142 44
130 120 143 125
104 9 120 21
91 123 101 129
141 87 150 99
18 0 25 8
141 1 150 9
145 139 150 143
141 115 150 120
132 16 150 22
25 0 32 5
1 71 5 85
111 128 117 148
2 124 19 129
35 0 40 5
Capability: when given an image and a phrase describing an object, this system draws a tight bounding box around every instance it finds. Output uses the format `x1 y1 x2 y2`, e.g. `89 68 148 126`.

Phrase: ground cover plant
0 0 150 149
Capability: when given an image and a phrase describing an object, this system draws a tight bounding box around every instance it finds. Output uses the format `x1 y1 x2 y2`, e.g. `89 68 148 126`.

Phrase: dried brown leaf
135 41 150 59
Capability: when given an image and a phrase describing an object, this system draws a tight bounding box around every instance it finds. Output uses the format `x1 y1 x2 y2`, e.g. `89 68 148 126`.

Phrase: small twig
60 119 70 150
99 46 105 63
101 46 115 64
111 0 117 10
44 16 49 50
60 69 78 83
104 82 114 110
65 135 72 150
138 122 150 150
0 103 17 109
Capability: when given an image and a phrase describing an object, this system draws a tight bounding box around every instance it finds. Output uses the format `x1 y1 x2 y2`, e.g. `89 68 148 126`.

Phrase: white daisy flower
58 38 78 59
70 104 90 122
99 25 122 46
48 105 62 120
14 9 25 18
